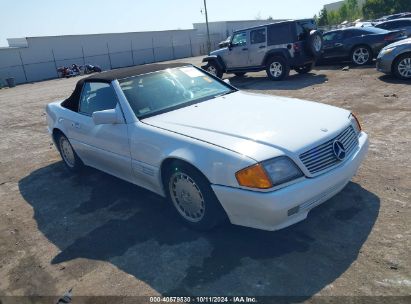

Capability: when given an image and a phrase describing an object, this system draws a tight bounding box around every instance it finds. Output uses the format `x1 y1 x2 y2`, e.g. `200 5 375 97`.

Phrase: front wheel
294 63 313 74
203 62 223 78
393 53 411 80
266 57 290 81
165 162 226 230
351 46 372 65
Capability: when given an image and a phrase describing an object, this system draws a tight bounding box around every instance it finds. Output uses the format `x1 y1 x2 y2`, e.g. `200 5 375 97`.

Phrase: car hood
142 91 351 161
385 37 411 48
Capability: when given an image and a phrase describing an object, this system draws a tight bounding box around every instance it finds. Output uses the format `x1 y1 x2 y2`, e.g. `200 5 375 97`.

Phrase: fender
262 49 292 66
202 55 226 71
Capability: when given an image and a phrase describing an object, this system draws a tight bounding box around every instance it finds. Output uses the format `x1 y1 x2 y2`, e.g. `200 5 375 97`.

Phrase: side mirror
92 106 122 125
224 79 231 85
228 43 233 50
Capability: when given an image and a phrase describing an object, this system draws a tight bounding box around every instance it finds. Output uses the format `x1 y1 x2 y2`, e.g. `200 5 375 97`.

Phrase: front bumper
376 53 395 74
212 132 369 231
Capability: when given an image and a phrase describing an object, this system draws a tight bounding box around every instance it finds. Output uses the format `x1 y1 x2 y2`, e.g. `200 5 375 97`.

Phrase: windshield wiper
214 90 235 98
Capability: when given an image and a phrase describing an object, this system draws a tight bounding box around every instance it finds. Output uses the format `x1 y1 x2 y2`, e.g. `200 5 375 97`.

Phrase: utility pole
203 0 211 54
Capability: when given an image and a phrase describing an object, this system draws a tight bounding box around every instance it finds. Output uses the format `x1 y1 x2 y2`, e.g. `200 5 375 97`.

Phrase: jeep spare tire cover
307 30 323 57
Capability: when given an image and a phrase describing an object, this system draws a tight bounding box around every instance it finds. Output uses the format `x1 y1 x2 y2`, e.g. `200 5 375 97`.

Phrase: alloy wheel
398 57 411 78
207 65 217 76
269 62 283 78
59 137 75 168
169 172 205 222
353 48 370 65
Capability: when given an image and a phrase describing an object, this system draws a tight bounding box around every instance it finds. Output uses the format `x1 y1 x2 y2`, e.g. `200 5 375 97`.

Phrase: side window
231 32 247 47
250 28 266 44
79 82 117 115
323 31 342 41
267 23 293 45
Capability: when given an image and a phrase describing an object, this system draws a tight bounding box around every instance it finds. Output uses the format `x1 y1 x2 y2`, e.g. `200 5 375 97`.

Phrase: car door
322 31 345 59
68 81 133 181
223 31 249 69
248 28 267 66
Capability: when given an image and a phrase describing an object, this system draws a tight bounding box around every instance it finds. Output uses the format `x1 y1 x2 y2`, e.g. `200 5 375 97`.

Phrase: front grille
299 126 359 175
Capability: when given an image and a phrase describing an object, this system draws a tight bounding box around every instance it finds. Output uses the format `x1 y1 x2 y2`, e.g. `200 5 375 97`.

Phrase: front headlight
236 156 303 189
379 47 395 57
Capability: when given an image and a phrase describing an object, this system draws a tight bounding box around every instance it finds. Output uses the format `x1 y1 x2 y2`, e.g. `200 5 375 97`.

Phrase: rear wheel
351 46 373 65
294 63 313 74
165 162 226 230
203 62 223 78
266 57 290 81
393 53 411 80
57 134 83 171
234 72 246 77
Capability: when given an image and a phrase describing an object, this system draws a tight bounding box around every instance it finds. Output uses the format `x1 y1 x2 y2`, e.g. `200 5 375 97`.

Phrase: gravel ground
0 56 410 302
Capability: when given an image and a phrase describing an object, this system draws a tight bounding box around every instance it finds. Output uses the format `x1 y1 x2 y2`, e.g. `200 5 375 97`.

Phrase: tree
317 8 329 26
363 0 411 19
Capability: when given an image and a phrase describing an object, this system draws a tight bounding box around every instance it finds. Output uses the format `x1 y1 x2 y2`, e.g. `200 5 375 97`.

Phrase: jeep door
223 31 249 68
248 28 267 66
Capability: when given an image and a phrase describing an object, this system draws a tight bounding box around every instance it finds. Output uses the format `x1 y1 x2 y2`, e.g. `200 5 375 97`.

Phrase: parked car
375 18 411 37
321 27 407 65
201 19 323 80
218 36 231 48
377 38 411 79
46 63 369 231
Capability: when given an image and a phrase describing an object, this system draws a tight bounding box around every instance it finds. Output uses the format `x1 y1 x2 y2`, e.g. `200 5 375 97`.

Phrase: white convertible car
46 63 369 231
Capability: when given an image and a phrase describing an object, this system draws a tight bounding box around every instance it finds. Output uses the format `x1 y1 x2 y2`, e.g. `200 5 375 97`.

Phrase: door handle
334 43 343 47
259 45 266 49
242 48 248 51
72 122 80 129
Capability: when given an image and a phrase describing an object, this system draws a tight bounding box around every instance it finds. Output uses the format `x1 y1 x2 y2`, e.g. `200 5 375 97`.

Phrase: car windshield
119 66 234 119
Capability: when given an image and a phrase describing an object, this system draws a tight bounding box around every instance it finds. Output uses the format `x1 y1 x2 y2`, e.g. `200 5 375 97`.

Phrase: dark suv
201 19 323 80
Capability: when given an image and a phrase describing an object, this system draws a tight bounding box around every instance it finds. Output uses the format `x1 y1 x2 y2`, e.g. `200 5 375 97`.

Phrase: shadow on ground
230 72 328 90
19 162 379 296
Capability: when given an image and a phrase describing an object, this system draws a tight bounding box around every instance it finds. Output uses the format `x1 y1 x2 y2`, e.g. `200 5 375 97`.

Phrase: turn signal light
236 164 273 189
352 113 362 131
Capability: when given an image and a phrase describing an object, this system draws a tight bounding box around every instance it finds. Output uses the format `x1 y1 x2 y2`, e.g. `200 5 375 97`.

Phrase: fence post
81 46 86 65
171 37 175 59
130 40 135 66
18 51 28 83
151 37 156 62
51 49 59 77
106 43 112 69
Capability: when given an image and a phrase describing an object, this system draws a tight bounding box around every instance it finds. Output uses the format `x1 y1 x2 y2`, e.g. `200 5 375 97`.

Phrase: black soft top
61 62 190 111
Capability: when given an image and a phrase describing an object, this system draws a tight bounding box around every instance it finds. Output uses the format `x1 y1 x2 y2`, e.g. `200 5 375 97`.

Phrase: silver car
377 38 411 79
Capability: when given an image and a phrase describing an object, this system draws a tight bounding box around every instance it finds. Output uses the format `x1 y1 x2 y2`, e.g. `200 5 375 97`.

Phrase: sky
0 0 333 46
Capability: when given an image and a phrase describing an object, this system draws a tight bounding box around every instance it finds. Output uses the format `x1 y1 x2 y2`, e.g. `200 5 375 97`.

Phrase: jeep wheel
203 62 223 78
307 30 323 58
295 63 313 74
266 57 290 81
234 72 246 77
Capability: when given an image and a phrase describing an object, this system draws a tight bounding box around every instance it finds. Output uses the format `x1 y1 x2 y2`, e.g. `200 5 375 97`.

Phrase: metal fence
0 35 222 86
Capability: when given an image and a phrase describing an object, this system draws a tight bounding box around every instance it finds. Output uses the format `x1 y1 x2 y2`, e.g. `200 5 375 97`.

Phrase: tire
164 161 226 231
266 56 290 81
234 72 246 77
307 30 323 58
393 53 411 80
295 63 313 74
57 133 83 171
351 45 373 66
203 62 223 78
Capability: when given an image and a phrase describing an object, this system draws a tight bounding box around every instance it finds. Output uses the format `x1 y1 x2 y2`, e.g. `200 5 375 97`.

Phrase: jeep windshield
119 66 235 119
